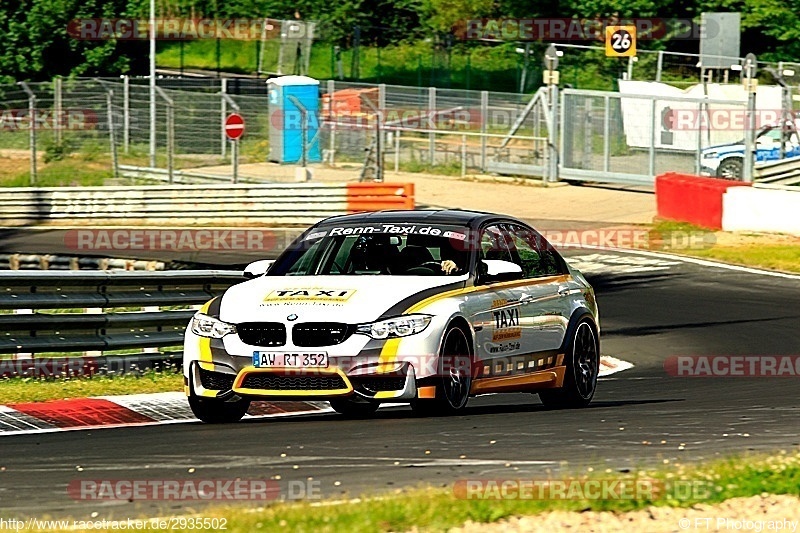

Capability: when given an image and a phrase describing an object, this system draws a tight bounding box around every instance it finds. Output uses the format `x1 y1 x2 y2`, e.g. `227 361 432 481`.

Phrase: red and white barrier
722 185 800 235
657 172 800 235
655 172 751 230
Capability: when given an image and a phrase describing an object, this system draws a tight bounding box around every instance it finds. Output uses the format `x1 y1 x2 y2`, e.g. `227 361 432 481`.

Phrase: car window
505 224 566 277
479 224 514 263
269 224 471 276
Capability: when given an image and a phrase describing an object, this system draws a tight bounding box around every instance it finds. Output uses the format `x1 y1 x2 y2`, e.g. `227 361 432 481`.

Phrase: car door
466 223 521 377
503 224 573 358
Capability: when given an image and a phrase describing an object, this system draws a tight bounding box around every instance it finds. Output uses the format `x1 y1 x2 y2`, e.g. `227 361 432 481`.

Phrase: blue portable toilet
268 75 321 164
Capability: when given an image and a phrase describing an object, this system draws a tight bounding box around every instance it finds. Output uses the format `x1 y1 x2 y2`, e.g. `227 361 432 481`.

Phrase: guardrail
754 156 800 186
0 270 242 376
0 182 415 226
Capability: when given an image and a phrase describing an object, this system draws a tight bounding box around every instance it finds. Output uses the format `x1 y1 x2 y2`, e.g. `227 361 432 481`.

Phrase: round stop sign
224 113 245 141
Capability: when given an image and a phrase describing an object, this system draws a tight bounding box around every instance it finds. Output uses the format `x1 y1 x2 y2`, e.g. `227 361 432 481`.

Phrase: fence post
156 86 175 183
123 75 130 154
221 78 228 158
480 91 488 172
19 82 36 186
461 134 467 177
327 79 335 166
649 98 656 179
603 95 610 173
221 93 241 183
53 77 62 147
107 90 119 180
428 86 436 165
232 139 239 184
656 51 664 82
394 131 400 173
550 84 560 183
582 98 593 171
167 101 174 183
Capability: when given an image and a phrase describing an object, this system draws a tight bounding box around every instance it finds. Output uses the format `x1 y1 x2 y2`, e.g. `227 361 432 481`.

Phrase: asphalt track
1 247 799 520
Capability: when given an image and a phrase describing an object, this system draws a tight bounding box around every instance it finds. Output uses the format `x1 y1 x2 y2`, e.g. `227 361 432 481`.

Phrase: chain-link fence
2 74 797 188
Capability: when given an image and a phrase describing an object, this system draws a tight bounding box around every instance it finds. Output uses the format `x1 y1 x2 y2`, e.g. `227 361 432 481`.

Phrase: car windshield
268 223 471 276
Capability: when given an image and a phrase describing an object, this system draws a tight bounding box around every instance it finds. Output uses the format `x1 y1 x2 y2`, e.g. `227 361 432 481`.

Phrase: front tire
411 326 472 416
717 158 743 180
188 393 250 423
539 317 599 409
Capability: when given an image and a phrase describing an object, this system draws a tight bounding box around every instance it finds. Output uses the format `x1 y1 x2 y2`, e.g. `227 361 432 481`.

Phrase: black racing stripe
378 280 466 318
207 296 221 317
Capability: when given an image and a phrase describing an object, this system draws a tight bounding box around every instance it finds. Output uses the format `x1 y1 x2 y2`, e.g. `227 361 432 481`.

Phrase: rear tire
188 393 250 423
329 398 379 417
539 317 599 409
411 326 472 416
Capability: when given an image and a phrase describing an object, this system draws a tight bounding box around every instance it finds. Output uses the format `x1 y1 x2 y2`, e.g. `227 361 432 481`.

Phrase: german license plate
252 352 328 368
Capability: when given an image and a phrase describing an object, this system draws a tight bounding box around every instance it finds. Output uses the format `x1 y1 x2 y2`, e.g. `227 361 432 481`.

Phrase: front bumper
190 359 418 401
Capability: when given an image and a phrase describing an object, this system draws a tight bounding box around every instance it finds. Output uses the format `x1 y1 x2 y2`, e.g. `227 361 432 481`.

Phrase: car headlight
190 313 237 338
355 314 432 340
703 152 718 159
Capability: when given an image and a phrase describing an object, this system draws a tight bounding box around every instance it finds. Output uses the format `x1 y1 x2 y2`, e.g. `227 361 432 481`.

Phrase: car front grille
240 373 347 391
292 322 353 347
356 377 406 392
198 367 236 391
237 322 286 347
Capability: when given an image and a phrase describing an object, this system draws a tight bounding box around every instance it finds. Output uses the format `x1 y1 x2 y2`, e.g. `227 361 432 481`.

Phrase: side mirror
478 259 522 284
243 259 275 279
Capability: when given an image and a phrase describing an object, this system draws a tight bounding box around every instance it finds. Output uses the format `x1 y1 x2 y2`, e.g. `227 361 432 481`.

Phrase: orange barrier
346 183 415 212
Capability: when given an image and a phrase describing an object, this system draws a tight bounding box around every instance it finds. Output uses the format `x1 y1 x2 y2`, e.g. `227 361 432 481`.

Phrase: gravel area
446 494 800 533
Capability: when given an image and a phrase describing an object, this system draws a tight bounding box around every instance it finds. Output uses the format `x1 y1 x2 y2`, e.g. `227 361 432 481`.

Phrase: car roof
316 209 516 228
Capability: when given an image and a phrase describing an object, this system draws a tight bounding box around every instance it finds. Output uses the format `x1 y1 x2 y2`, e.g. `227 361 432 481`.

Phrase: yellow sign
605 26 636 57
263 288 356 303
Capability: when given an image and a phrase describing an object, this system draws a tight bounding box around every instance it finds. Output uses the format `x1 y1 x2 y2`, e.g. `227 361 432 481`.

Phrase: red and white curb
0 393 331 436
599 355 634 377
0 356 633 436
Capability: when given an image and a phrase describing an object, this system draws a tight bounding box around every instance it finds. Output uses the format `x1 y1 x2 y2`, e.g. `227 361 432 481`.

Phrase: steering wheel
419 261 459 275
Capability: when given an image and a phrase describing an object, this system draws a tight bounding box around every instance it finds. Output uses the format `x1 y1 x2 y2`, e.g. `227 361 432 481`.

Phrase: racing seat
397 245 435 274
350 238 399 274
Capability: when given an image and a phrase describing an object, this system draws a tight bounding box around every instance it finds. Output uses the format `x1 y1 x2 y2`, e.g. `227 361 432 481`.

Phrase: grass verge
43 449 797 532
650 220 800 274
0 370 183 404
